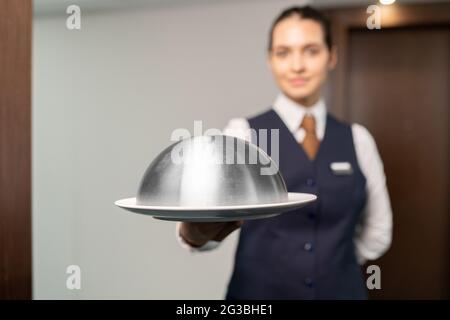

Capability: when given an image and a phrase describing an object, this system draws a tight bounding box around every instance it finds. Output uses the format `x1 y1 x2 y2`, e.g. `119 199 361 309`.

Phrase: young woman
178 5 393 299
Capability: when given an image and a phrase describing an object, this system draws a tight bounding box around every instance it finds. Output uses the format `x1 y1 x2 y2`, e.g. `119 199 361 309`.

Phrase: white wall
33 0 315 299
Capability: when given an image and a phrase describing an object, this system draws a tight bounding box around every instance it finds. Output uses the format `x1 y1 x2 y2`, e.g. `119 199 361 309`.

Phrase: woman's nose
291 52 305 72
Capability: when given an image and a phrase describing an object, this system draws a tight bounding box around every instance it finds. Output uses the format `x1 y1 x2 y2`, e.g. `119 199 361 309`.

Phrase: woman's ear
328 45 338 71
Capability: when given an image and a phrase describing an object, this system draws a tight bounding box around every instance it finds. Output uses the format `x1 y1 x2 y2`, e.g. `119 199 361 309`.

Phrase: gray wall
33 0 312 299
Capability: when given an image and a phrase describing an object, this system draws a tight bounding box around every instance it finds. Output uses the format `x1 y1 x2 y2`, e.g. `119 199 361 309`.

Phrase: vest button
304 242 313 251
306 178 315 187
308 212 316 220
304 278 314 288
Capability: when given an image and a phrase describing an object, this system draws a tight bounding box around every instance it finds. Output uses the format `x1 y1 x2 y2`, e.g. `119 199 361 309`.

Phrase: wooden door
346 25 449 299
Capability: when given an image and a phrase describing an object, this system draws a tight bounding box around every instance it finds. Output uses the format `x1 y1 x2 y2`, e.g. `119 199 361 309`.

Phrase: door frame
0 0 32 299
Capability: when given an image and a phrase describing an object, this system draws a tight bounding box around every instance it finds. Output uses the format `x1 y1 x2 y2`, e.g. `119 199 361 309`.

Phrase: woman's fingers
180 220 244 247
213 221 244 242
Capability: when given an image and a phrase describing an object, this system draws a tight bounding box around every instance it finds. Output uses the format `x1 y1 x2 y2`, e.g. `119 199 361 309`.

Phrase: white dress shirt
177 93 393 264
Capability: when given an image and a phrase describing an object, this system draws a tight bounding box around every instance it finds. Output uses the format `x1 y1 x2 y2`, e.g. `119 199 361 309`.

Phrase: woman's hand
179 221 244 248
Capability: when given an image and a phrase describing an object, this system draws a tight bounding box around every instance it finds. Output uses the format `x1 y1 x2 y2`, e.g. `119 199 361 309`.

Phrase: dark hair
268 5 332 51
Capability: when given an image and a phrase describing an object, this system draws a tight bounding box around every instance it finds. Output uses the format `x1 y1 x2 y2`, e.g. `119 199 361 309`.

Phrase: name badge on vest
330 162 353 175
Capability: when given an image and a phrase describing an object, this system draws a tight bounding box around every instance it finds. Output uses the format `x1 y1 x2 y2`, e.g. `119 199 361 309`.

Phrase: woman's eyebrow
303 42 322 48
273 42 323 50
272 45 291 50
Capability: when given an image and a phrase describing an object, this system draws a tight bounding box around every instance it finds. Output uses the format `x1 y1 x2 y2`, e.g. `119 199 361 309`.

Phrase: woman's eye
306 48 319 55
275 51 288 57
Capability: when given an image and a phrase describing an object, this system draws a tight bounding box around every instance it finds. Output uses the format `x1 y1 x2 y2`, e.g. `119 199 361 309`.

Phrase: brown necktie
300 114 320 160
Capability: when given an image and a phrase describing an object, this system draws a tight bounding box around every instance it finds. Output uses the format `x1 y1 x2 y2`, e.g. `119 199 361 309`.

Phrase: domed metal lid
136 135 288 207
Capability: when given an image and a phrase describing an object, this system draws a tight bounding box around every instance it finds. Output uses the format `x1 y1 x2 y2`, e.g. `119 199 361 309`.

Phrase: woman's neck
287 92 321 108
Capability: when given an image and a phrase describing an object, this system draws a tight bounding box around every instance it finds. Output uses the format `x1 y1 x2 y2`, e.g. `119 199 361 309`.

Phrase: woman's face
268 17 337 106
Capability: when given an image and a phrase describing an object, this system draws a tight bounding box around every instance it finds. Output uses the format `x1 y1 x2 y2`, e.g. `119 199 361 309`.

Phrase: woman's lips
289 78 308 86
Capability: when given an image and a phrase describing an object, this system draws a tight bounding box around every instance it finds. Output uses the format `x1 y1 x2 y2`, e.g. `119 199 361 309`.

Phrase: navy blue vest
225 109 368 300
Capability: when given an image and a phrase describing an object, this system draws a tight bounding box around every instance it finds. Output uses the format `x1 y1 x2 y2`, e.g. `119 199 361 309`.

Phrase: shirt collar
272 92 327 140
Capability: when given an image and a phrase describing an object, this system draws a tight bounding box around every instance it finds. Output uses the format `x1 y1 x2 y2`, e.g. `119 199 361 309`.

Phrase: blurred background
0 0 448 299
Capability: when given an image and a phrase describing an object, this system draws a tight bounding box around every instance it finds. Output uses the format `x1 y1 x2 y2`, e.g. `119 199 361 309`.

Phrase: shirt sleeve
175 117 250 252
222 117 252 142
351 123 393 264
